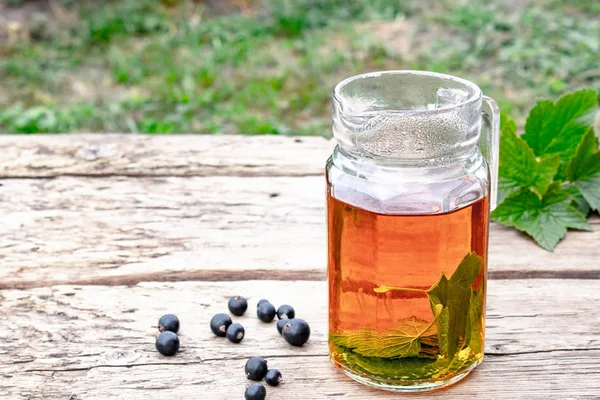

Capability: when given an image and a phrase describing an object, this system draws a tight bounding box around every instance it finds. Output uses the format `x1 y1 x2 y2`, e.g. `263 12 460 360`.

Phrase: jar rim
333 70 482 117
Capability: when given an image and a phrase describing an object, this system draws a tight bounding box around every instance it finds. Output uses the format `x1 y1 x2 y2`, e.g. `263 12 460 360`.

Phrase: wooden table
1 135 599 399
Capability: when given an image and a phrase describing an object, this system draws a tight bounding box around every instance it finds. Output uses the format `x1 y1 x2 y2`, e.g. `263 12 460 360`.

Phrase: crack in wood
489 270 600 279
18 349 599 375
486 348 600 357
1 268 598 290
0 171 324 179
0 269 327 290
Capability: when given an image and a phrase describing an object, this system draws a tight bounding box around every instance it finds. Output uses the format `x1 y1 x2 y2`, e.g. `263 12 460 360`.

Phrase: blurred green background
0 0 598 134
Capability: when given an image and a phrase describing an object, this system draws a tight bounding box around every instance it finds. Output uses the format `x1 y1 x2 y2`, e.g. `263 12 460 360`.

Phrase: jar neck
332 145 484 183
331 70 483 163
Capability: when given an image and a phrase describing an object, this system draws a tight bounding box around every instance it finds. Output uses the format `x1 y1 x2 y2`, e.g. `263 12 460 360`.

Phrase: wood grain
2 135 599 399
5 352 599 399
0 134 333 178
1 176 598 288
1 280 599 399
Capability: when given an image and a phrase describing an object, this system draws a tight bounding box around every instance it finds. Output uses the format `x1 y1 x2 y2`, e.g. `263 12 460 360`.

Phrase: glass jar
326 71 499 392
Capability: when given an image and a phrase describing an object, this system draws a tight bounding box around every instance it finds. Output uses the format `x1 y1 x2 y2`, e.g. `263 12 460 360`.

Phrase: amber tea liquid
328 192 489 389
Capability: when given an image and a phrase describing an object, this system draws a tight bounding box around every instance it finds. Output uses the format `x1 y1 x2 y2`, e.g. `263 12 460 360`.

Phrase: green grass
0 0 598 134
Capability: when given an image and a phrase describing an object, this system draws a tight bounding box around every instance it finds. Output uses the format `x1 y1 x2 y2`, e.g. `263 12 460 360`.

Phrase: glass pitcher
326 71 499 392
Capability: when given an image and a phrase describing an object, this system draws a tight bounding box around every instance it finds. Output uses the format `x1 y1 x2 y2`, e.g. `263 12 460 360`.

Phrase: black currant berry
276 319 287 335
155 331 180 356
210 313 232 337
265 369 282 387
245 357 268 381
282 318 310 347
228 296 248 316
158 314 180 333
226 323 245 344
276 304 295 320
257 302 276 323
245 383 266 400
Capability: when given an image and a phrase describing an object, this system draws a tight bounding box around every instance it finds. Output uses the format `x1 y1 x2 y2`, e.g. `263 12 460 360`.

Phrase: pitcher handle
480 96 500 211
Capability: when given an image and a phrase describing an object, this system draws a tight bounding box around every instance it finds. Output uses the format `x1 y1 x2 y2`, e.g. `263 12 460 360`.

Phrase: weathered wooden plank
1 176 598 288
0 134 333 178
5 352 599 399
1 280 599 398
0 176 325 288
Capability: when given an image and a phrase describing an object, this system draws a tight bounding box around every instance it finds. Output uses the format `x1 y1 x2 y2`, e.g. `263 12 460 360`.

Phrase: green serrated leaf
497 115 559 202
563 184 591 216
443 288 473 358
448 253 484 288
332 344 480 381
376 253 483 359
523 100 554 155
576 177 600 211
444 350 478 375
567 128 600 211
333 254 485 381
330 305 443 359
333 347 447 380
543 182 572 204
496 91 597 249
568 128 600 180
500 112 517 134
466 288 484 355
436 305 449 357
492 183 593 251
522 90 597 164
490 188 539 226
